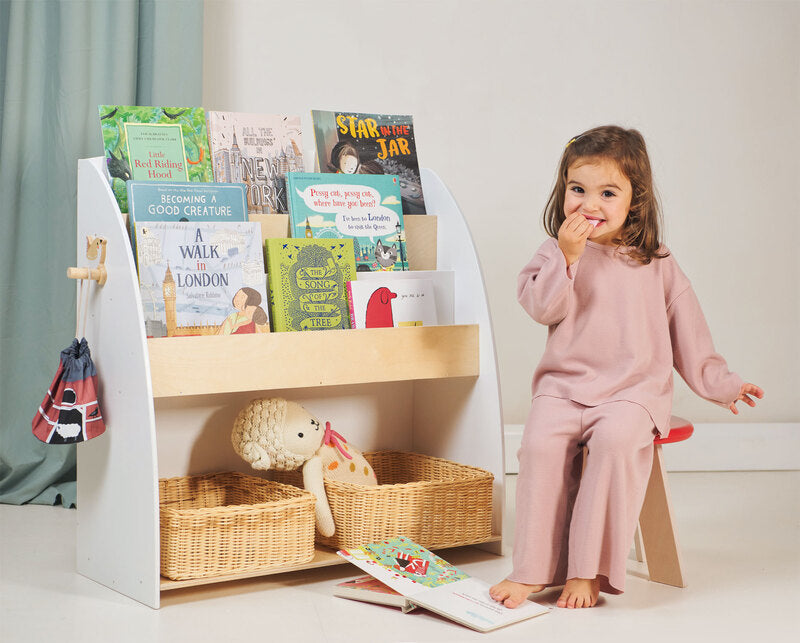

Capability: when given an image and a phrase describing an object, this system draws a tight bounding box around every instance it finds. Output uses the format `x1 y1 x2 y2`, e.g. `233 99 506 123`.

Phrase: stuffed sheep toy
231 397 377 537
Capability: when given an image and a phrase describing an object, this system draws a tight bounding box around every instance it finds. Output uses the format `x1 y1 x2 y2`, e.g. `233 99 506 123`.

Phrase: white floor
1 471 798 642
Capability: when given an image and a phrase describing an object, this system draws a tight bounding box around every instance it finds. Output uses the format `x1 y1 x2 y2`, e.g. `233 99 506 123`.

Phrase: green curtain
0 0 203 507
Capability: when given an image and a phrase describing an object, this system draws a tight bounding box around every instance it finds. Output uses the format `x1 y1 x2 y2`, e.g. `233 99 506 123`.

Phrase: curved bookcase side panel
75 157 160 608
414 169 505 552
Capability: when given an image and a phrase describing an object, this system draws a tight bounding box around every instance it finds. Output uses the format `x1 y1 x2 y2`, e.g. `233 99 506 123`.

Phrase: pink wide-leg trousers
509 395 656 594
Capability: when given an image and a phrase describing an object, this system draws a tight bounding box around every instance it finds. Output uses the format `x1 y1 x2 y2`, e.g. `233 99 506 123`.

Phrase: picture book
287 172 408 272
354 270 454 325
337 536 550 633
347 278 437 329
98 105 214 213
206 111 304 215
311 110 426 214
135 221 268 338
126 181 248 262
264 238 357 332
333 575 418 613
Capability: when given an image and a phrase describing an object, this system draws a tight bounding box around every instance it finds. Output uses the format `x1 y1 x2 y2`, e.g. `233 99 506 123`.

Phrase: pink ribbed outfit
510 238 742 593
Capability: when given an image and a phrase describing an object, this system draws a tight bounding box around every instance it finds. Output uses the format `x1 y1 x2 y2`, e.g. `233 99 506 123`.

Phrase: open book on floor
336 536 550 633
334 575 418 613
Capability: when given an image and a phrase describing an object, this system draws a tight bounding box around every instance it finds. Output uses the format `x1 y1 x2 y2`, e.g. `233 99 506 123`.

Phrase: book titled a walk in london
336 536 550 633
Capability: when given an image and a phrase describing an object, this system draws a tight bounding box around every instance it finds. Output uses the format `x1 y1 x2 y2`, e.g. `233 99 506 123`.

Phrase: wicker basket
271 451 494 550
159 471 316 581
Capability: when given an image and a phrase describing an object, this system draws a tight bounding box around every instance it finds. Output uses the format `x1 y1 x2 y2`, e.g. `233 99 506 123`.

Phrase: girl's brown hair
543 125 668 264
233 286 262 308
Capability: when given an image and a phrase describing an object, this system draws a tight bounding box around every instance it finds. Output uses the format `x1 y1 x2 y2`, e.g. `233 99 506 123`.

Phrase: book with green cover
98 105 214 213
265 238 356 332
287 172 408 272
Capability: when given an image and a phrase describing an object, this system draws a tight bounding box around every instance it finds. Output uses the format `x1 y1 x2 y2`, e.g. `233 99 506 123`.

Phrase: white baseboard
503 423 800 473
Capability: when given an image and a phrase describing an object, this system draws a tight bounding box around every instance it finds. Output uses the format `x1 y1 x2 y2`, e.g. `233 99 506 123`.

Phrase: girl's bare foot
557 577 600 608
489 579 546 608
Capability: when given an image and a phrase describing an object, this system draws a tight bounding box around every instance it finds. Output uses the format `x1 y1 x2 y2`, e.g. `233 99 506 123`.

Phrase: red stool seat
655 416 694 445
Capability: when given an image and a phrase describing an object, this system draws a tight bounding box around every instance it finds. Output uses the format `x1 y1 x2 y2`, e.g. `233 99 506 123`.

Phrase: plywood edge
159 534 502 591
148 324 479 397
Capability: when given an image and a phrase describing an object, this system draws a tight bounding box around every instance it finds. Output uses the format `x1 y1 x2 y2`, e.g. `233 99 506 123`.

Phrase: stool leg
633 524 645 563
638 444 686 587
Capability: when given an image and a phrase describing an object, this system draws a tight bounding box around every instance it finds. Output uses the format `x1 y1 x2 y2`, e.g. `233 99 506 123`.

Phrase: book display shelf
74 156 505 608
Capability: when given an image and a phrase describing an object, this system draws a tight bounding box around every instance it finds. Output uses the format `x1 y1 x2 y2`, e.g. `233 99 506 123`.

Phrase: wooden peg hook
67 235 108 285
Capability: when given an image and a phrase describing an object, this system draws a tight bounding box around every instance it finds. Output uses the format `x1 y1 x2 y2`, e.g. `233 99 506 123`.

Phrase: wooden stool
635 415 693 588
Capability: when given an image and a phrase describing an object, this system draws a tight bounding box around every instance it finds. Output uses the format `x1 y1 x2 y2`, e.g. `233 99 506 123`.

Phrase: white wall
203 0 799 426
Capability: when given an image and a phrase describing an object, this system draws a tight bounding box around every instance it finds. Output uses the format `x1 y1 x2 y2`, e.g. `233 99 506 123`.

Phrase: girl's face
339 154 358 173
564 158 632 245
233 289 247 311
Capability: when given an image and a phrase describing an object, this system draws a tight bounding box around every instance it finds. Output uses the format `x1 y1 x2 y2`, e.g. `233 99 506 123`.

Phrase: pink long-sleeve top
518 238 743 435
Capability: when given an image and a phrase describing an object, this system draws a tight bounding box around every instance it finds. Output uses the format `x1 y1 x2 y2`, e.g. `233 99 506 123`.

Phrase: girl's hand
558 211 594 266
729 383 764 414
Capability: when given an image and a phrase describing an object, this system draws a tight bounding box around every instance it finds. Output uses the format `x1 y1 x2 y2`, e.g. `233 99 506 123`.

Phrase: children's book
311 110 426 214
126 181 248 263
347 278 437 329
337 536 550 633
264 238 357 332
334 575 418 613
287 172 408 272
135 221 268 338
98 105 214 213
355 270 454 325
206 111 304 215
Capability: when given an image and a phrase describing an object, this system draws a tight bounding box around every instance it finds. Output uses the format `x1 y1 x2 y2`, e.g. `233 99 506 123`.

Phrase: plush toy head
231 397 377 537
231 397 324 471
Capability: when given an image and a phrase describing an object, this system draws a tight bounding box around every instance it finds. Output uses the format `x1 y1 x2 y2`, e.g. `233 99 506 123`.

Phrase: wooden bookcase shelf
75 156 505 608
148 325 480 397
159 534 503 592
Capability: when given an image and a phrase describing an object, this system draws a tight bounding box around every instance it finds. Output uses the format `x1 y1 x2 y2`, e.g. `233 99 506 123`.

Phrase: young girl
490 125 763 610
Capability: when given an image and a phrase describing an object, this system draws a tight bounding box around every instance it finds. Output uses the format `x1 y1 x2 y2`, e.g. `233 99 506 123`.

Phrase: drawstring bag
31 280 106 444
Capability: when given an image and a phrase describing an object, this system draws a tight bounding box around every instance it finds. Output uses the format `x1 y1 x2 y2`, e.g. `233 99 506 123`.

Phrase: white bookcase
74 157 505 608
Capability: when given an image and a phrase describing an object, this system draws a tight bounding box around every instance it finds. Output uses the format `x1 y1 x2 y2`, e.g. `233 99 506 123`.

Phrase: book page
410 577 550 632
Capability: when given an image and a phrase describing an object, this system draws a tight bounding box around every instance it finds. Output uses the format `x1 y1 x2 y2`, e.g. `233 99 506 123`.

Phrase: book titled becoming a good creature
98 105 214 213
135 221 268 338
337 536 550 633
265 238 357 332
206 111 304 215
127 181 248 264
311 110 426 214
287 172 408 272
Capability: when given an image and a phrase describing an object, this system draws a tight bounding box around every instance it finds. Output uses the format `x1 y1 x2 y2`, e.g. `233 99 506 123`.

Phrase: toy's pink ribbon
324 421 352 460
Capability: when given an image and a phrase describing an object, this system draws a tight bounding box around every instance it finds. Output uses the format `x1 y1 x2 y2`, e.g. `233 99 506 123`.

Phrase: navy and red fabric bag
32 338 106 444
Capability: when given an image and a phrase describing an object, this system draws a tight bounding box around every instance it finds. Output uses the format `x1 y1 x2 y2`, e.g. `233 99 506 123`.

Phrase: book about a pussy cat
287 172 408 272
